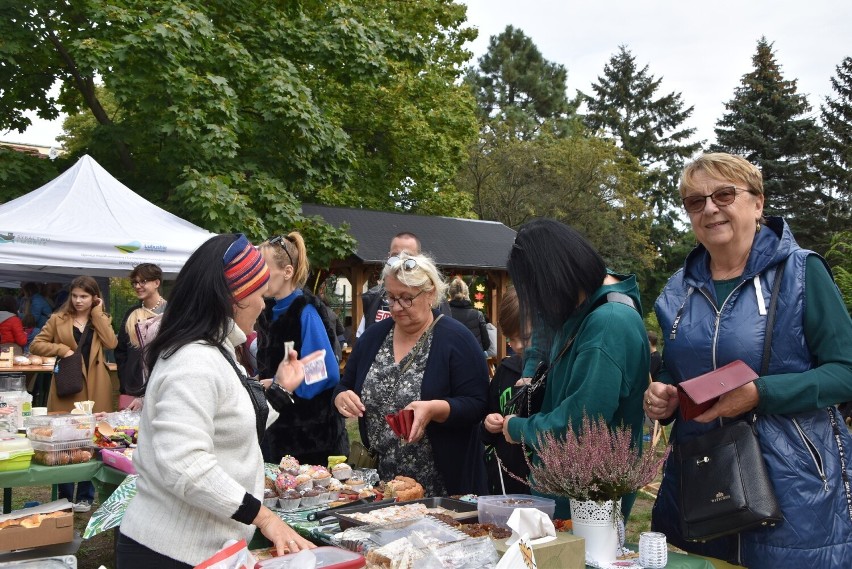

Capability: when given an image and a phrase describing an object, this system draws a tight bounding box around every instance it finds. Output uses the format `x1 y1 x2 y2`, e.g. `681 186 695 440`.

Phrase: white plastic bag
193 539 257 569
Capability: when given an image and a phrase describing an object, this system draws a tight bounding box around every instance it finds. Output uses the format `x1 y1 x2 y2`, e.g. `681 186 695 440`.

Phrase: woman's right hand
645 381 679 420
335 390 364 418
273 349 306 393
483 412 504 434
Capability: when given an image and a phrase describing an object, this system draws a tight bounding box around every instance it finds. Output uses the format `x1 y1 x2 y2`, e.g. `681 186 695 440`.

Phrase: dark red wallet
678 360 759 420
384 409 414 439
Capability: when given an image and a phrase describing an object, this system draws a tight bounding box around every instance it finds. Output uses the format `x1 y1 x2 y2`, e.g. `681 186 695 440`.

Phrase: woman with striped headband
118 234 315 568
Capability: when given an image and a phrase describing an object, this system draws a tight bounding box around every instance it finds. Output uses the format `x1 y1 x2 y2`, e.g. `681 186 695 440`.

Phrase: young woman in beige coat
31 276 118 413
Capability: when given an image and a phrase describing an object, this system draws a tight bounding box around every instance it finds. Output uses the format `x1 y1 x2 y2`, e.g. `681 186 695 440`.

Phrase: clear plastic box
30 439 95 466
476 494 556 529
26 414 95 442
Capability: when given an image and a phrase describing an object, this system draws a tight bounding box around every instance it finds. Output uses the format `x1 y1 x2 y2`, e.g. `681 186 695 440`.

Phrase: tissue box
493 533 585 569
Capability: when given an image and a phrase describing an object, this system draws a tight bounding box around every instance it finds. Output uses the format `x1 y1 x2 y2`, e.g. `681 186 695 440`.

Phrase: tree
711 37 825 251
815 56 852 235
457 130 656 272
582 46 702 216
0 148 61 203
466 25 576 139
825 231 852 314
0 1 479 266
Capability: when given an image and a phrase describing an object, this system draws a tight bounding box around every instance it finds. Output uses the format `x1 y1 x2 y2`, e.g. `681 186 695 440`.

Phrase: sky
6 0 851 148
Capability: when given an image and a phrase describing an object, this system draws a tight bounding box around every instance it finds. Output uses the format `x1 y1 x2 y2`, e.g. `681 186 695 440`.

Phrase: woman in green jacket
499 219 649 519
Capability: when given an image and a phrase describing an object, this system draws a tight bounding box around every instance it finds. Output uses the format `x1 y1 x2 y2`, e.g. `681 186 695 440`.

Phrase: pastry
278 455 300 474
385 476 424 502
294 474 313 491
331 463 353 480
274 473 297 494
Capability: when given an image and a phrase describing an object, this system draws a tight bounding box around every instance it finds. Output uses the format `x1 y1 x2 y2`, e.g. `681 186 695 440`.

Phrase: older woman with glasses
646 153 852 567
115 263 166 411
334 253 489 496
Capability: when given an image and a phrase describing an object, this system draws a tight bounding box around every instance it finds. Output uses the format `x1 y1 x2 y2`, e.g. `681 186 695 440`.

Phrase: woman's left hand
693 381 760 423
405 400 450 443
253 506 315 556
502 414 517 444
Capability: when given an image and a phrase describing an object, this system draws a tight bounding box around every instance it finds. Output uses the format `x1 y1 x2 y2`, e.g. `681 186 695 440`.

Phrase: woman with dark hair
118 234 314 568
256 231 346 466
114 263 166 411
30 275 119 511
497 219 648 519
19 282 53 328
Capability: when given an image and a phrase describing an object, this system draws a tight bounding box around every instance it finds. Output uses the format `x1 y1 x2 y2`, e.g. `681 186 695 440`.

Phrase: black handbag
677 263 786 542
53 327 90 397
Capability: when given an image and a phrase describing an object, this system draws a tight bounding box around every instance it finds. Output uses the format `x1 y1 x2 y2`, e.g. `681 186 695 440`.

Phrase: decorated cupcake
331 463 353 480
311 467 332 487
326 478 344 501
279 489 302 511
300 488 324 507
279 455 300 475
274 473 297 494
295 474 313 492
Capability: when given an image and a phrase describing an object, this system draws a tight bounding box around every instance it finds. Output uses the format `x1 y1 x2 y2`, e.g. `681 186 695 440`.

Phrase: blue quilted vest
652 217 852 567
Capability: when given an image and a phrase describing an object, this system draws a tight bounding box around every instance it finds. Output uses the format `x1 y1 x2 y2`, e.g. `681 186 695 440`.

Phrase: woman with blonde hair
447 276 490 352
115 263 166 411
256 231 347 465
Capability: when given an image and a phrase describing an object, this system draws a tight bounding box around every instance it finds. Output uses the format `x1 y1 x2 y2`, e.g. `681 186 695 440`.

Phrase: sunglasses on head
386 256 417 271
268 235 296 267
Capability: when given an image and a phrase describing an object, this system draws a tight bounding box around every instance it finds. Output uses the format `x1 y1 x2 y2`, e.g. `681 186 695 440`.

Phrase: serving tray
332 497 478 529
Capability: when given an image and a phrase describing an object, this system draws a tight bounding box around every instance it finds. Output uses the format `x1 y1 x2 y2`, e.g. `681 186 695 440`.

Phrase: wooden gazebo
301 204 517 359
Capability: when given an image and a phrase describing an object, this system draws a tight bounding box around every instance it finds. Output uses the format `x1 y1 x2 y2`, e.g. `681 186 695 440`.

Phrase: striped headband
223 234 270 301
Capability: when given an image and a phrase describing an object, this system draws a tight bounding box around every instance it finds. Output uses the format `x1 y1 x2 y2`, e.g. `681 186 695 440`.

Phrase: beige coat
30 304 118 413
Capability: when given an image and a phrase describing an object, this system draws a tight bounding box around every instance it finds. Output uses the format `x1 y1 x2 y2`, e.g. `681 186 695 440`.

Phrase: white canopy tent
0 154 214 286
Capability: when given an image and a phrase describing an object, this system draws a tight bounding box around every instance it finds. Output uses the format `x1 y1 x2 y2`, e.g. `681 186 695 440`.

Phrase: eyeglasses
268 235 295 267
386 256 417 271
130 279 148 287
383 289 425 309
682 186 754 213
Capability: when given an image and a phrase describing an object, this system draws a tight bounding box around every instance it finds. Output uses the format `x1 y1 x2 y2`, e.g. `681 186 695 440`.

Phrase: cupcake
300 488 324 507
311 467 332 487
274 473 297 494
295 474 313 492
279 489 301 511
263 488 279 508
279 455 300 475
346 477 366 491
326 478 344 501
332 463 353 480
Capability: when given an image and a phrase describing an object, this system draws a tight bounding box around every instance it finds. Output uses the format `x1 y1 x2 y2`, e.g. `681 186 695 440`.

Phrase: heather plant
525 414 669 503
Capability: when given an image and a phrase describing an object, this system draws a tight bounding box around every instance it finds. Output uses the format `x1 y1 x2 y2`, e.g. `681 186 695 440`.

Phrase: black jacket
448 299 490 351
256 293 348 464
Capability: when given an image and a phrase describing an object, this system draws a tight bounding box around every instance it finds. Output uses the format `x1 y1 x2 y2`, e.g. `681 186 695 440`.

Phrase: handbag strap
760 263 785 377
217 345 267 442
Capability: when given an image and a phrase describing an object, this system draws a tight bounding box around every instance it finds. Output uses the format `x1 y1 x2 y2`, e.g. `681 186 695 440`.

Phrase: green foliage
825 231 852 314
711 38 825 251
1 1 479 267
0 148 60 202
815 56 852 237
458 130 656 272
466 25 576 139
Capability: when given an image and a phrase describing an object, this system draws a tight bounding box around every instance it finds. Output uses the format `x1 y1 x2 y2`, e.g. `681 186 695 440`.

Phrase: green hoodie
506 272 649 519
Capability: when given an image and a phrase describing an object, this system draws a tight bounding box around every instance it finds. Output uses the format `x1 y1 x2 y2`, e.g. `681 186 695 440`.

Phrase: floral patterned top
362 323 447 496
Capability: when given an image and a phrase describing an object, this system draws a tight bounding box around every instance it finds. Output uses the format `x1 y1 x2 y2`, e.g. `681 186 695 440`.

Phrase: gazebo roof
300 204 516 269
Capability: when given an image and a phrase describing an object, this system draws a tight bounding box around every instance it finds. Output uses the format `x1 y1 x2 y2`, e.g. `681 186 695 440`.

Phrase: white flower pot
570 498 621 565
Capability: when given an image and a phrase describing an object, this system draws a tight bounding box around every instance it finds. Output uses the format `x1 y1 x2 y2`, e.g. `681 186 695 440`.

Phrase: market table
0 461 128 513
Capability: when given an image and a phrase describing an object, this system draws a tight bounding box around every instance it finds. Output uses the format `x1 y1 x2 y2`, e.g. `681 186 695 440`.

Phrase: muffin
332 463 353 480
300 488 324 507
311 467 332 487
295 474 313 492
274 473 297 494
346 478 366 491
279 489 302 511
263 488 279 508
326 478 344 501
279 455 300 475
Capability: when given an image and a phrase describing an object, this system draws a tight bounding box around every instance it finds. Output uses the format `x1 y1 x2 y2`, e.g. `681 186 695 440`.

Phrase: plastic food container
0 433 34 472
257 546 365 568
100 447 137 475
26 414 95 442
31 439 95 466
477 494 556 529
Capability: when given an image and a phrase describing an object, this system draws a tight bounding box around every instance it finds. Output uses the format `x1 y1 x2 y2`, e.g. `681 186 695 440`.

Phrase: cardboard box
493 532 585 569
0 500 74 552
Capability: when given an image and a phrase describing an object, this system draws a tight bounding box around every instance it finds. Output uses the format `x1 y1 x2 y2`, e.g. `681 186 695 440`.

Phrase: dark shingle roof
301 204 516 270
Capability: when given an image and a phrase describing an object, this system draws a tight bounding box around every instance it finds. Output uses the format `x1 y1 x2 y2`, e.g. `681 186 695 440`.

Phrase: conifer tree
711 38 824 250
816 56 852 234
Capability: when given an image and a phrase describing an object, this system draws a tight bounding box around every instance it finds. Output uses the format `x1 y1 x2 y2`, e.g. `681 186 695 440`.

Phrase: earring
756 220 762 233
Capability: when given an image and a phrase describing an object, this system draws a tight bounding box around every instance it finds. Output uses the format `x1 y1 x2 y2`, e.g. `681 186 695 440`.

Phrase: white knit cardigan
120 324 264 565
